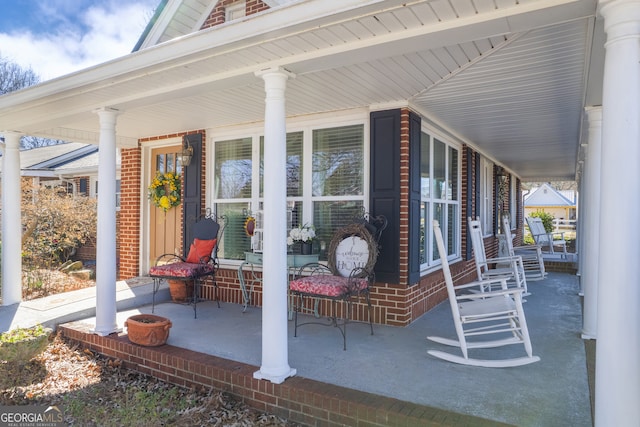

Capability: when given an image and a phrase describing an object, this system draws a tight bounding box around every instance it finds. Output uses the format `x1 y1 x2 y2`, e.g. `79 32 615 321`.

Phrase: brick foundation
59 322 505 427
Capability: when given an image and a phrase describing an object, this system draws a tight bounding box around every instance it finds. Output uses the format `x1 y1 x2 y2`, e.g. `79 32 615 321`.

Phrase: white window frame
479 156 494 235
90 176 121 210
419 127 461 271
510 174 518 229
226 1 246 21
209 111 369 262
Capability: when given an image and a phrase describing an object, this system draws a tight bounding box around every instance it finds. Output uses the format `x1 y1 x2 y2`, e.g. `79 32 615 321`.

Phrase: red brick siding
119 148 141 279
117 117 530 328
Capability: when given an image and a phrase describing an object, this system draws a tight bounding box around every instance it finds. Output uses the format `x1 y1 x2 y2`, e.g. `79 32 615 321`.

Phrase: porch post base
90 326 123 337
253 367 297 384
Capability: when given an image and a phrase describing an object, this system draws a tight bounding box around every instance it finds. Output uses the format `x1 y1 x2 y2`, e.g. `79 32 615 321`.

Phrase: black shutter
79 178 88 195
408 112 421 284
370 110 400 284
182 133 203 255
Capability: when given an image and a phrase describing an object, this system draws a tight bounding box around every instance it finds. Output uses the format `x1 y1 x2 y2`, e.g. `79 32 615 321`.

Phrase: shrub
21 180 97 267
529 210 555 233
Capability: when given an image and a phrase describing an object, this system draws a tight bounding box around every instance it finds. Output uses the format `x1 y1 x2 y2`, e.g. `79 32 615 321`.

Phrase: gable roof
0 143 120 177
0 0 602 181
524 183 575 207
133 0 298 51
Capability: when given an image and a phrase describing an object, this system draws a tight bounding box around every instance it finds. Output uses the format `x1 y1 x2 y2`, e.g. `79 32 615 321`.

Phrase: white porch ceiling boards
0 0 599 180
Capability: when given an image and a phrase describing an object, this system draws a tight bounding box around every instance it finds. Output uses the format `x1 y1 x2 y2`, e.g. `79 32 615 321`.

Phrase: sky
0 0 160 82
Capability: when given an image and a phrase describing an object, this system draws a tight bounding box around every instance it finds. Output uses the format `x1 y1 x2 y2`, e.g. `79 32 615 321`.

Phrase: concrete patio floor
1 271 591 426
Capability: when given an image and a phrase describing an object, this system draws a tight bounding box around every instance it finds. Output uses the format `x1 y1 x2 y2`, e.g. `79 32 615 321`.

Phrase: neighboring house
0 0 637 417
0 142 121 203
0 142 122 261
524 183 577 222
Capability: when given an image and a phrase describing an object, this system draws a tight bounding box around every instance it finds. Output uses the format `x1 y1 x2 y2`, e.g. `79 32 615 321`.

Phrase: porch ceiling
0 0 600 181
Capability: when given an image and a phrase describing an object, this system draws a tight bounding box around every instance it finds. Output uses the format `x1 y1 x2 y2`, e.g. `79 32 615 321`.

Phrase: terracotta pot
168 279 194 302
125 314 172 346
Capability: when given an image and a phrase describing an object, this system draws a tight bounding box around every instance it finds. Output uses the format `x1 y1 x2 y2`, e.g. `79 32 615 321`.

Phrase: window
510 175 518 229
79 178 88 195
479 156 494 235
226 2 246 21
91 177 121 209
212 123 366 261
419 131 460 267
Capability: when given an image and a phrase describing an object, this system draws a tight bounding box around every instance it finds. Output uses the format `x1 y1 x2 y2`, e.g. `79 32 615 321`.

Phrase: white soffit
0 0 598 180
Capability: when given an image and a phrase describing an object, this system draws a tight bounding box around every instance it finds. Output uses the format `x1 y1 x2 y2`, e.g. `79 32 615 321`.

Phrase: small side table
238 252 319 314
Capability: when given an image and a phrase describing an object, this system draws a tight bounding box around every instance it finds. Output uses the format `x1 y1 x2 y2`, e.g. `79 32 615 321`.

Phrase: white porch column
596 1 640 425
581 106 602 340
92 108 121 336
1 131 23 306
253 67 296 384
576 168 585 291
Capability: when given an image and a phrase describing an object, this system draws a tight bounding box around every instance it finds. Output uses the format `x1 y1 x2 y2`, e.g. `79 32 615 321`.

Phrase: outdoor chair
526 216 568 258
289 213 387 350
148 212 225 318
502 215 546 281
468 217 529 296
428 220 540 367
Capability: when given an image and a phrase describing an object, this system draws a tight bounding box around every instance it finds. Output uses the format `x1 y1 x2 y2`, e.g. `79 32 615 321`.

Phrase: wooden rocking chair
526 216 568 258
428 220 540 367
468 217 529 296
502 215 546 281
149 212 225 318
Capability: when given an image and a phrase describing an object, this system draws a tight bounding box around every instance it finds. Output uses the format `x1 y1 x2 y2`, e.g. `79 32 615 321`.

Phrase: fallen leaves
0 333 296 426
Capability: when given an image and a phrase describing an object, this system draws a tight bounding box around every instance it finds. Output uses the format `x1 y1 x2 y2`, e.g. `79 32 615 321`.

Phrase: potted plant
0 324 52 366
287 223 316 254
124 314 172 347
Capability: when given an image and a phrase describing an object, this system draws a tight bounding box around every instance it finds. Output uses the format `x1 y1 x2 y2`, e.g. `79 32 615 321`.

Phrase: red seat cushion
185 238 217 263
149 262 215 278
289 275 368 297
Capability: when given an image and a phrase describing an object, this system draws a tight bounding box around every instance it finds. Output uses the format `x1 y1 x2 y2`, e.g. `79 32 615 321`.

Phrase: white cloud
0 0 156 81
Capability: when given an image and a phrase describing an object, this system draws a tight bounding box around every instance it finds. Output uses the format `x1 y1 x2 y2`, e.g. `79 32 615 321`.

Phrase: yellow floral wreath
148 171 181 212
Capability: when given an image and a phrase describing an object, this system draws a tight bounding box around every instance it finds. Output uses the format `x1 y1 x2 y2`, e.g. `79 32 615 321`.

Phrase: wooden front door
150 146 183 265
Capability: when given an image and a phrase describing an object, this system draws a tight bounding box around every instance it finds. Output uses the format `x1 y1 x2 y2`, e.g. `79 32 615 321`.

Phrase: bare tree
20 135 65 149
0 55 38 95
522 181 577 191
0 53 64 149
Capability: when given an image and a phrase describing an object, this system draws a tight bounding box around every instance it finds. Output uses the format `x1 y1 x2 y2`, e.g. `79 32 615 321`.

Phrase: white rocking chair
468 217 529 296
526 216 568 258
502 215 546 281
427 220 540 367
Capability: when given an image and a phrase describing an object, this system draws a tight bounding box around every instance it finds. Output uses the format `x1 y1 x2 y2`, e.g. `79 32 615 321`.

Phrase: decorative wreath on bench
148 171 181 212
327 223 379 277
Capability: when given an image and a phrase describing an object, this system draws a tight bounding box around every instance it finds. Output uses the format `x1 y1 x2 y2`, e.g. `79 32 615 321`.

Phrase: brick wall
116 117 525 328
119 148 142 279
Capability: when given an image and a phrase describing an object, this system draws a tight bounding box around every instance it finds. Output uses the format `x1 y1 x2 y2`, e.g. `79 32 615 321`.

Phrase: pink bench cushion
289 275 368 297
149 262 215 279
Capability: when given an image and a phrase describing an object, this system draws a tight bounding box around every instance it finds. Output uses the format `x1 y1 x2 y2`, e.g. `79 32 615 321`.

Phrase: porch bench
289 264 374 351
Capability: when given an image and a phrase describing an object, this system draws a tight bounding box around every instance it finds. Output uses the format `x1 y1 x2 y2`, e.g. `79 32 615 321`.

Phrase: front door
149 145 183 265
